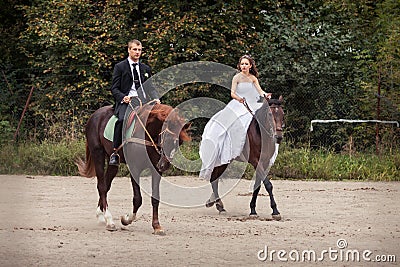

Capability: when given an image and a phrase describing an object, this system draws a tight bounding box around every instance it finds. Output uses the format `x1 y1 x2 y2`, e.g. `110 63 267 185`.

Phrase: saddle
104 100 159 142
104 109 137 142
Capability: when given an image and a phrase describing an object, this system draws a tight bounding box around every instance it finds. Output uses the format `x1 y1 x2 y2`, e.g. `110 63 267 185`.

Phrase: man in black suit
109 39 160 166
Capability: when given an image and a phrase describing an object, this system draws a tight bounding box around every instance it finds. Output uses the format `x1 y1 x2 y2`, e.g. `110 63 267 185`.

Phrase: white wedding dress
199 82 263 179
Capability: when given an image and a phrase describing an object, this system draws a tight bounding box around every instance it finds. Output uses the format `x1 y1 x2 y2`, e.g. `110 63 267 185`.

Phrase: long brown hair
237 55 259 78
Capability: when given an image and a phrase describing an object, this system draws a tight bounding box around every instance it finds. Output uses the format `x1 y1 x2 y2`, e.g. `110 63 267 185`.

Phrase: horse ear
183 122 192 131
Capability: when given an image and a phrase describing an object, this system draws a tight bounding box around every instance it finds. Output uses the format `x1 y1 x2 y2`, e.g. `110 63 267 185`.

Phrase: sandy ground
0 174 399 266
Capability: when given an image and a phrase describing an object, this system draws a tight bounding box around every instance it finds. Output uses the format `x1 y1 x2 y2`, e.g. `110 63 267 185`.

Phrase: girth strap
125 137 156 147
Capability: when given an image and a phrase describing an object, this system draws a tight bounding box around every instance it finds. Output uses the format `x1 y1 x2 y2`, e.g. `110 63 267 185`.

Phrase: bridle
269 102 284 134
158 126 180 162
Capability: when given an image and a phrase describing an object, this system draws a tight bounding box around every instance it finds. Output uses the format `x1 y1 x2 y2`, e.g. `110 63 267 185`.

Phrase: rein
242 98 255 116
131 106 161 154
242 97 274 137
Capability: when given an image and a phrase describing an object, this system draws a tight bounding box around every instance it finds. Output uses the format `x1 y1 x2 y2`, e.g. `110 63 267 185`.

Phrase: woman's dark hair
237 55 259 77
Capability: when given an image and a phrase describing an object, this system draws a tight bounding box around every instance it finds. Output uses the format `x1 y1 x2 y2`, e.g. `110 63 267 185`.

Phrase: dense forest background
1 0 399 153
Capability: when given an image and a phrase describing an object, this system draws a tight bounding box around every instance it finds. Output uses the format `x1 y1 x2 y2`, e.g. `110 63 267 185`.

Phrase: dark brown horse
205 96 284 219
77 102 190 234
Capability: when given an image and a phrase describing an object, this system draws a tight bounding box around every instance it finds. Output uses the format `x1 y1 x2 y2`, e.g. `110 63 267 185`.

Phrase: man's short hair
128 39 142 47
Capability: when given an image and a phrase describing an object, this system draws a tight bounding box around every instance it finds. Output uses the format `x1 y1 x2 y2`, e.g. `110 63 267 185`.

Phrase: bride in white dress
199 55 272 179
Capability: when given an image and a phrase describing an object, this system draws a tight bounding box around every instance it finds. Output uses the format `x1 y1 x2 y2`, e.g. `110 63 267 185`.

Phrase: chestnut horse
205 96 284 219
77 102 190 234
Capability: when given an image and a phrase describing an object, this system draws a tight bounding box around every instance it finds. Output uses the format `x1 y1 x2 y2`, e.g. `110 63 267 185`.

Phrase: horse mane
143 103 191 142
148 103 174 122
268 98 282 106
254 101 274 136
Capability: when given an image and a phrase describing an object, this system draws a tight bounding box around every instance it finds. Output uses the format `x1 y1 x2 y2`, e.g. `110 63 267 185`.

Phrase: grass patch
271 144 400 181
1 140 87 175
1 139 398 181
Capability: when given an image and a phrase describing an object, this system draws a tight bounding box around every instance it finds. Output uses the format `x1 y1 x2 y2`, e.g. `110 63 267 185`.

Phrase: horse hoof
272 214 282 221
120 215 133 226
153 229 166 236
249 213 258 218
219 210 227 215
106 224 117 231
205 200 215 208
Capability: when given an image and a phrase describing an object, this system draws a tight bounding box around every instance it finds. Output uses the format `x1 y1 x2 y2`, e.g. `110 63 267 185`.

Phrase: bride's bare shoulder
233 73 242 80
234 73 252 83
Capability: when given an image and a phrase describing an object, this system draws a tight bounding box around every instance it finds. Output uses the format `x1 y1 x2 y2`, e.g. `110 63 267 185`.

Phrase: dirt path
0 175 399 266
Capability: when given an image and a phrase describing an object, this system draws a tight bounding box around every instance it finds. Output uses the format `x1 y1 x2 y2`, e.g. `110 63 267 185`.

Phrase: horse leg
213 183 227 214
98 164 118 231
206 166 227 214
249 181 262 217
151 172 165 235
247 162 266 217
263 178 281 221
205 178 218 207
92 149 108 225
121 174 142 226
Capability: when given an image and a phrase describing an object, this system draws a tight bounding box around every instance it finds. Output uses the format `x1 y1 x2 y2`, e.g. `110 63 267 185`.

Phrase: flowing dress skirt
199 82 263 179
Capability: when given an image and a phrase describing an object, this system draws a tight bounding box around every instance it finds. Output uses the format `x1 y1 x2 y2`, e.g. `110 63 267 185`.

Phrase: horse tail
76 142 96 178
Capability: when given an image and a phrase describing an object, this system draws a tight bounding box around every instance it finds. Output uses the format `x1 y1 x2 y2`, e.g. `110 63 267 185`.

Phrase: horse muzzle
156 154 171 172
275 130 283 144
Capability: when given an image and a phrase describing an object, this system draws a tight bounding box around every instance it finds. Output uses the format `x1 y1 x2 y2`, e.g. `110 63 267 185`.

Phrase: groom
109 39 160 166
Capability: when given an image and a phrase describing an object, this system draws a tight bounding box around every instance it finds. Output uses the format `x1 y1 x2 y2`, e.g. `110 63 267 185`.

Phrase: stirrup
109 152 120 166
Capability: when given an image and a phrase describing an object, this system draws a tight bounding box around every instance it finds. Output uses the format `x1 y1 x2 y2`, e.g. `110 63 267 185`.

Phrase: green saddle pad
104 115 135 142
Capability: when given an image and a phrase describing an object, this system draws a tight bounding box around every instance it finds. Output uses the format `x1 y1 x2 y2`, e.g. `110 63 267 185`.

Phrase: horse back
85 105 115 156
86 105 114 136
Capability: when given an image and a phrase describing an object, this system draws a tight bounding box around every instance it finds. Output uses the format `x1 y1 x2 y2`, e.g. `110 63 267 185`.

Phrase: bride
199 55 272 179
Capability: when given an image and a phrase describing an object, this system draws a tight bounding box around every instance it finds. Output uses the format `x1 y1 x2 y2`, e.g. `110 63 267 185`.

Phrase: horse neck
254 102 275 140
134 110 163 141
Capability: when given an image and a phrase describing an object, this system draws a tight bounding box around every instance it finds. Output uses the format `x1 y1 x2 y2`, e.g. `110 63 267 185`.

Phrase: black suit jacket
110 59 159 115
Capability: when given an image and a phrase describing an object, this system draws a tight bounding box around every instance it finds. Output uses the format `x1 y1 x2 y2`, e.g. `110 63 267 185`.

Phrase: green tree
7 0 399 150
18 0 135 140
374 0 400 119
256 1 362 148
136 0 263 105
0 0 32 141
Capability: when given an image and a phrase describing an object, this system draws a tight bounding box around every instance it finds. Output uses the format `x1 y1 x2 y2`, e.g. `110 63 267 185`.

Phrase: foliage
0 120 14 144
350 0 400 133
271 143 399 181
0 0 398 154
0 140 85 175
17 0 135 140
256 1 364 146
136 0 266 108
373 0 400 121
0 0 32 134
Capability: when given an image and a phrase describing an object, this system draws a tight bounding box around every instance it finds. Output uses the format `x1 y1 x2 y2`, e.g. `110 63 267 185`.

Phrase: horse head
268 95 285 144
147 104 191 172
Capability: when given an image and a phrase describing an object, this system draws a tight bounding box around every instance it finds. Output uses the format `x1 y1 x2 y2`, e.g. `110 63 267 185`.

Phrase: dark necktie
132 63 146 101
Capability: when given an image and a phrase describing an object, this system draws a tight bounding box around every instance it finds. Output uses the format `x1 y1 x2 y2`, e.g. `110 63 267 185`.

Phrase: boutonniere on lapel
144 72 149 80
